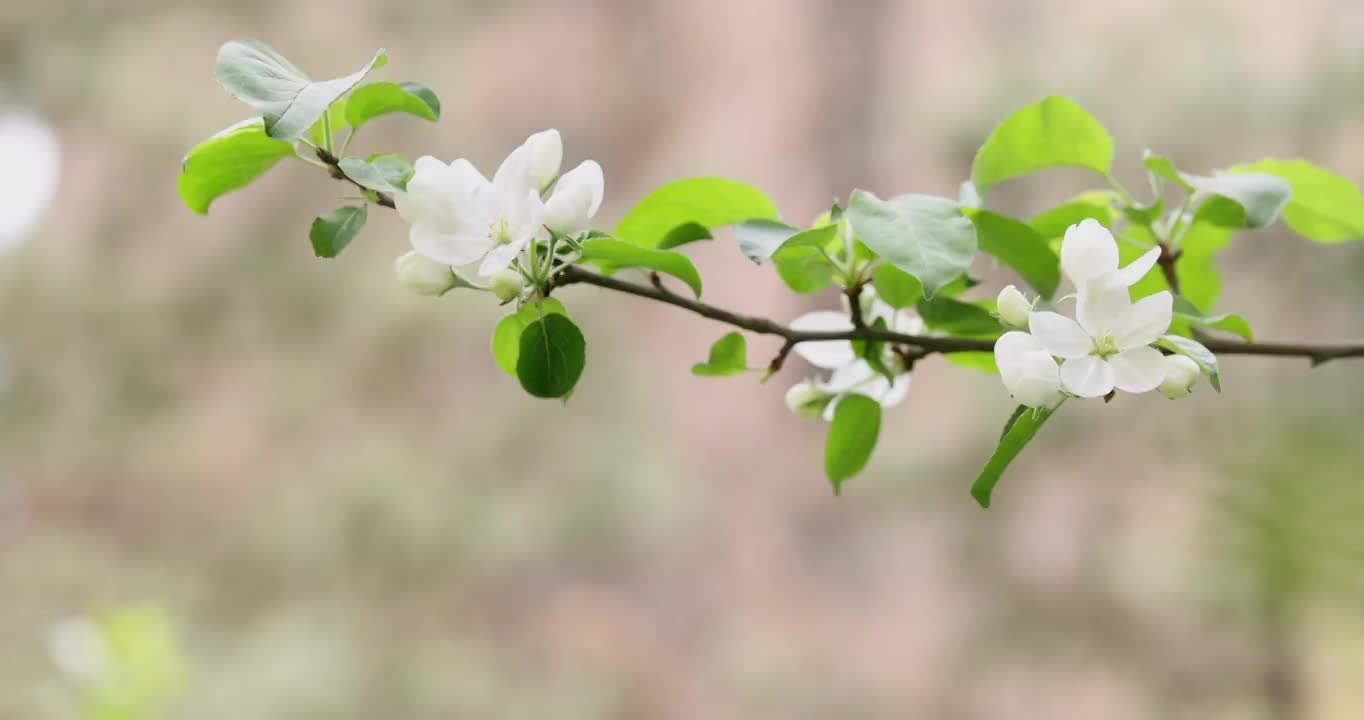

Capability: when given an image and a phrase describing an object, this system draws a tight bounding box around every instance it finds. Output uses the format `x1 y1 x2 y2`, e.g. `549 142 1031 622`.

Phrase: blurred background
2 0 1364 718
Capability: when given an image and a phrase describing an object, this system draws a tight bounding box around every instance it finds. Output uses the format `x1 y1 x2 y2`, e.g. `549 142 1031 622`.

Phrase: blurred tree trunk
817 0 892 195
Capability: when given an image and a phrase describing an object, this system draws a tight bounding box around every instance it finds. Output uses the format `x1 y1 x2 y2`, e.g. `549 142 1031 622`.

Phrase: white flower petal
877 373 911 408
543 181 594 234
491 144 532 197
1028 312 1093 359
1108 345 1166 394
1009 351 1063 408
557 159 604 217
1114 246 1161 287
447 158 491 199
521 129 563 191
821 360 873 393
1060 218 1119 286
1075 275 1132 338
1114 291 1173 349
994 331 1048 382
478 240 526 277
410 220 493 267
1060 355 1116 398
791 311 856 369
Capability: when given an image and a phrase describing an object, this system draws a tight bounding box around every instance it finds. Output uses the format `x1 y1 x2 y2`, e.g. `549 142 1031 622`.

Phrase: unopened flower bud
785 381 832 419
1158 354 1201 399
523 129 563 192
488 269 524 303
394 251 457 296
996 285 1031 329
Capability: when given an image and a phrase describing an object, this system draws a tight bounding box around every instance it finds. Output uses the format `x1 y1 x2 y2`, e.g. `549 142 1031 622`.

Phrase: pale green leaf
1233 159 1364 242
338 154 413 193
579 238 704 297
969 209 1061 298
344 81 441 129
614 178 778 248
178 117 295 214
971 96 1114 194
847 191 976 298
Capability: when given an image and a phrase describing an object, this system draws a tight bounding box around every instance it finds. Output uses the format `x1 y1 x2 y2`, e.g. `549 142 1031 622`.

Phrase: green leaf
309 205 367 258
344 81 441 129
215 40 388 140
491 299 567 376
178 118 296 214
578 238 704 297
971 404 1058 508
732 219 798 263
1232 159 1364 242
847 191 976 298
1143 150 1194 192
772 224 838 294
917 296 1001 338
971 96 1115 194
691 332 748 376
1172 296 1253 341
871 264 923 308
338 154 413 193
516 313 587 399
1156 334 1221 392
969 209 1061 298
1184 171 1292 229
614 177 778 248
943 352 999 374
825 394 881 494
1028 192 1119 239
1174 218 1231 312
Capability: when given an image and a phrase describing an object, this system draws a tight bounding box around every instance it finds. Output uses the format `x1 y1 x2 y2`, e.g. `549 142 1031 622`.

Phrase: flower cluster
392 129 604 298
785 290 919 420
994 219 1201 407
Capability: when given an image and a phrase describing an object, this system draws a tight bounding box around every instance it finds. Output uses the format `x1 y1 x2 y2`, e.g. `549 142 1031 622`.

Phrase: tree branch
551 265 1364 365
351 180 1364 367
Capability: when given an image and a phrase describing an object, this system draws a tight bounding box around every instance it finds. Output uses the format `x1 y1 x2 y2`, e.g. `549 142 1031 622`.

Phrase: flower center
1090 335 1121 360
490 216 512 245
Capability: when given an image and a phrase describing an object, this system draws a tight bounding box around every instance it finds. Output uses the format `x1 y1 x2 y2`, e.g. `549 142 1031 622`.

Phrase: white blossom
394 250 458 296
994 331 1063 408
487 268 524 303
543 160 604 235
1028 282 1173 398
1061 218 1160 291
788 293 917 419
1158 354 1201 398
996 284 1031 329
784 381 832 418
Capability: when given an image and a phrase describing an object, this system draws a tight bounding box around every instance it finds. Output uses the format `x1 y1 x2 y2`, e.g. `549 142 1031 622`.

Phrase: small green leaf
943 352 999 374
578 238 704 297
1172 296 1253 341
338 154 413 193
1156 334 1221 392
692 332 748 376
772 225 839 294
917 296 1002 338
847 191 976 298
344 81 441 129
215 40 388 140
871 264 923 309
491 299 567 376
309 205 367 258
517 314 587 399
1143 150 1194 192
732 219 798 263
971 96 1115 194
825 394 881 494
971 404 1059 508
178 118 295 214
614 178 778 248
969 209 1061 298
1232 159 1364 242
